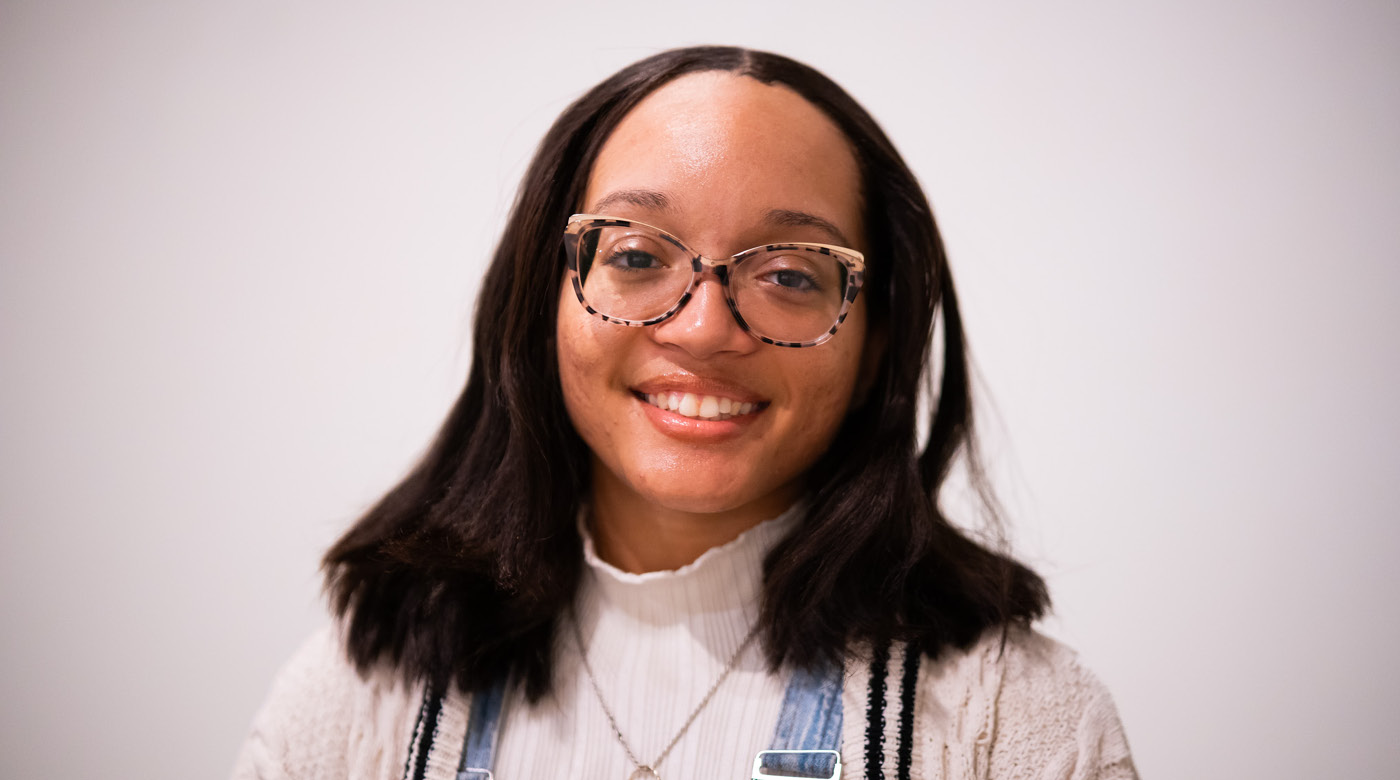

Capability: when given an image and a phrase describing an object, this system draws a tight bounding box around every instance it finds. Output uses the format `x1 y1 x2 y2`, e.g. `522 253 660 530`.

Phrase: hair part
324 46 1047 701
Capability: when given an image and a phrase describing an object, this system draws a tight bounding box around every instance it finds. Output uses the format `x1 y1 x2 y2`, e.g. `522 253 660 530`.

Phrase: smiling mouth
636 390 765 421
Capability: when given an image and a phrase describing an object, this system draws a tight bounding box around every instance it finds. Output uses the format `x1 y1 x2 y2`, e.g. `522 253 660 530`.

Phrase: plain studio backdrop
2 1 1397 778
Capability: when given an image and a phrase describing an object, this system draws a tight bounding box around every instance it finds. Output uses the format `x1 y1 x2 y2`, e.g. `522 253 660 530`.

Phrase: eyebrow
764 208 852 247
591 189 671 214
589 190 852 247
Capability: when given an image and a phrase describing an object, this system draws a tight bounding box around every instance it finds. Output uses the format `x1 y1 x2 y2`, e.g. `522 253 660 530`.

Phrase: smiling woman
559 74 873 572
233 47 1137 780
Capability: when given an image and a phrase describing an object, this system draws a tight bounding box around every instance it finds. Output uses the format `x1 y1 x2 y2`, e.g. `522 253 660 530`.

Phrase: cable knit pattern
233 516 1136 780
911 629 1137 780
232 627 426 780
981 630 1136 780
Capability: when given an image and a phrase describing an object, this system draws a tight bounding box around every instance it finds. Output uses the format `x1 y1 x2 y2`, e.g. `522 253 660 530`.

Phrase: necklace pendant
629 767 661 780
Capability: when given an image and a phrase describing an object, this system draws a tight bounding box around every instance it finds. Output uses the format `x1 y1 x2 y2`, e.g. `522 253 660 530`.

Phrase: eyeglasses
562 214 866 348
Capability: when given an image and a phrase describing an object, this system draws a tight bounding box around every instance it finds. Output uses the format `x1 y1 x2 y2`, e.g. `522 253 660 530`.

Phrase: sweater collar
578 503 802 622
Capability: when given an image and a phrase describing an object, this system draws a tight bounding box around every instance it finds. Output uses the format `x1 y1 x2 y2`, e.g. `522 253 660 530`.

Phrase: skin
556 72 875 574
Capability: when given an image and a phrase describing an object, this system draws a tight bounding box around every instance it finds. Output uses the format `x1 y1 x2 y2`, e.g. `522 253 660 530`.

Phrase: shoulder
843 628 1137 780
979 628 1136 780
231 626 437 780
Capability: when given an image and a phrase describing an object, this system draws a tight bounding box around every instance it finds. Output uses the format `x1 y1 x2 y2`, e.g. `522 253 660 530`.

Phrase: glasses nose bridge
676 252 746 326
687 252 740 294
693 252 738 280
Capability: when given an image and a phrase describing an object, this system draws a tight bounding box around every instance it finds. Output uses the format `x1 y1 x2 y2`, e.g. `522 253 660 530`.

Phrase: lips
630 373 768 425
640 390 760 421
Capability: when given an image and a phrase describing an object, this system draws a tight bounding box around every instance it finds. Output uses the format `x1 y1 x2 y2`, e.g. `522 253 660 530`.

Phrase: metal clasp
751 749 841 780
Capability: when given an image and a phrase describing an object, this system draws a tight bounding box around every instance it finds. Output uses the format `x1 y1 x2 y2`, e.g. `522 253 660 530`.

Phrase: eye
602 249 664 271
766 268 819 291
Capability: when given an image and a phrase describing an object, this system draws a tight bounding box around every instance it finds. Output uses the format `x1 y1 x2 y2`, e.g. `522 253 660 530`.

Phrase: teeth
698 396 718 418
643 392 759 421
678 393 699 417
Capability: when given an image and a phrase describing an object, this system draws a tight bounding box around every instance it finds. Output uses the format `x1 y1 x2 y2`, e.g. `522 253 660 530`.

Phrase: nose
650 273 758 358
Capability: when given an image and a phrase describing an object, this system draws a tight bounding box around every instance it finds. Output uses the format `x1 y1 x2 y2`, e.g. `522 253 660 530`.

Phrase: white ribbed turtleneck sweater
492 508 798 780
233 506 1140 780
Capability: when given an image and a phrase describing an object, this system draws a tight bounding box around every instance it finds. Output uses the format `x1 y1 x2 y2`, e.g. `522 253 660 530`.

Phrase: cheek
797 363 860 434
556 337 589 427
556 311 597 427
780 339 866 444
817 311 868 403
800 319 869 436
556 294 627 449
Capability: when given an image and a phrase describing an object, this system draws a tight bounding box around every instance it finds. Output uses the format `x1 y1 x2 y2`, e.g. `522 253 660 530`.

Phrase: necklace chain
571 608 760 779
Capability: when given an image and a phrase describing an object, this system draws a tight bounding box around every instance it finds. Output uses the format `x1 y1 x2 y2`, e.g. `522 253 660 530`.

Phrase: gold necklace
570 610 761 780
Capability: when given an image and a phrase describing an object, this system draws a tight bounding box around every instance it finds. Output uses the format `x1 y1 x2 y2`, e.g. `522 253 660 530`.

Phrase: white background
2 1 1397 778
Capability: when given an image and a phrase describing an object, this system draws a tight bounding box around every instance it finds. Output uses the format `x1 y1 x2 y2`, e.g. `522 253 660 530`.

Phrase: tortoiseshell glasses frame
562 214 866 348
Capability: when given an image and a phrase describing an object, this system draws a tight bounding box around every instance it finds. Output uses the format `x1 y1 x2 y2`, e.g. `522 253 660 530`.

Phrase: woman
234 46 1136 780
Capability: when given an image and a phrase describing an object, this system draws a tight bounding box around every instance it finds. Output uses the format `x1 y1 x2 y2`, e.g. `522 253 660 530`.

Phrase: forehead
584 72 864 250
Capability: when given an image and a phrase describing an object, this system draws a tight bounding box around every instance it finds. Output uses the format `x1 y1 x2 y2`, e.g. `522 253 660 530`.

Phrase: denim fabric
457 676 506 780
770 659 844 751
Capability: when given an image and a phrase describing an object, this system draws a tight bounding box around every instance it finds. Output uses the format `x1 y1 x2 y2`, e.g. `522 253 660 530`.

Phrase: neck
589 470 799 574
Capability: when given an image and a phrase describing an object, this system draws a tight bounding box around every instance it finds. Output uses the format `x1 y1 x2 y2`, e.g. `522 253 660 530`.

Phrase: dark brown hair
324 46 1048 701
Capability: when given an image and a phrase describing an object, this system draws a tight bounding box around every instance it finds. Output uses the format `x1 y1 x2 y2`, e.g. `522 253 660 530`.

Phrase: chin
631 470 797 519
658 494 751 516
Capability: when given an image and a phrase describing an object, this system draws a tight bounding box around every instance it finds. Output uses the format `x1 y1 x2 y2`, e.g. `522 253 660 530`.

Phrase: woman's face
556 72 872 523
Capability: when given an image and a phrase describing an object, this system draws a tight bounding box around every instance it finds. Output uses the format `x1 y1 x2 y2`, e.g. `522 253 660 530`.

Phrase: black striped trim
402 689 430 780
864 641 891 780
896 643 921 780
403 686 444 780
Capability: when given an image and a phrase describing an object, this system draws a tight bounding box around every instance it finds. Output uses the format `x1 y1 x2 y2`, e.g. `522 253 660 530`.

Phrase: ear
852 321 888 408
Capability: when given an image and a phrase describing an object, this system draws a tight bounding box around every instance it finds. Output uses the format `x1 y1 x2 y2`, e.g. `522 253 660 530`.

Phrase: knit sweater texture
233 512 1137 780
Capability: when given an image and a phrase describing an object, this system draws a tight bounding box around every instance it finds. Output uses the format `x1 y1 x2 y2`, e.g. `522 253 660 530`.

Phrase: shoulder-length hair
325 46 1048 701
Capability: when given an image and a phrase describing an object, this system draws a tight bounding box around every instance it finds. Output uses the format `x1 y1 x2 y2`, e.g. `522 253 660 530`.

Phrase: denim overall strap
751 658 845 779
770 658 844 750
456 677 507 780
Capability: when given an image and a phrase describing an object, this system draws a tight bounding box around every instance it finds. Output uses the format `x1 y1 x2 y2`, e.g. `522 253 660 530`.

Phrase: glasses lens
577 224 692 322
731 248 848 343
